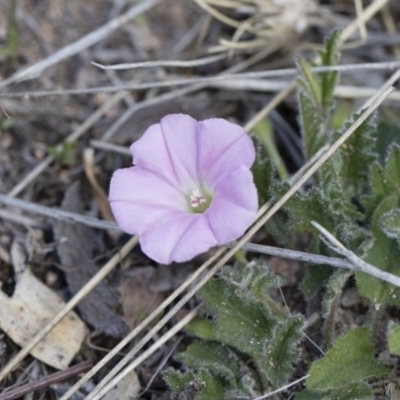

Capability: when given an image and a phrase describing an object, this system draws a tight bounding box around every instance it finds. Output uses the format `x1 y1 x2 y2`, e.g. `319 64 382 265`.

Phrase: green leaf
195 369 225 400
375 117 400 164
177 341 238 382
185 317 215 340
199 263 303 387
319 152 363 221
48 141 78 166
307 327 390 390
296 382 373 400
271 183 335 236
259 316 303 386
295 389 326 400
388 321 400 355
318 30 341 114
380 208 400 244
253 119 288 181
297 31 342 159
371 144 400 204
322 270 352 347
200 277 275 356
356 195 400 306
298 82 325 159
251 133 275 205
219 262 284 317
163 368 225 400
163 369 195 393
331 114 377 196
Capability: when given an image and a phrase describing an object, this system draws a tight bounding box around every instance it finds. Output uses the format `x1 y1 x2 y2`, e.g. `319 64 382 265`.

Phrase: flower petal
140 213 217 264
131 114 198 189
109 166 186 234
197 118 255 186
129 123 178 188
110 201 173 235
205 166 258 244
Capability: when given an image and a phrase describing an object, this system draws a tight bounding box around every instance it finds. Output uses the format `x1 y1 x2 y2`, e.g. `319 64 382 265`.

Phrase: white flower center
190 188 206 208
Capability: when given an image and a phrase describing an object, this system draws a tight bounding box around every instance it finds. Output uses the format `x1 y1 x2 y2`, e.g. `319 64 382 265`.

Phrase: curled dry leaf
54 181 128 338
0 240 86 370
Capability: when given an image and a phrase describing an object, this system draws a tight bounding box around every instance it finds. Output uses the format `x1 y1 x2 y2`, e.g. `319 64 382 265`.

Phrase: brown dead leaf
54 181 128 338
102 368 141 400
0 240 86 370
120 267 166 330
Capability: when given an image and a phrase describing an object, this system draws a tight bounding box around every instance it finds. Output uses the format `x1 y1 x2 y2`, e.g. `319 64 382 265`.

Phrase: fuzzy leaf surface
371 144 400 205
330 114 377 196
296 382 373 400
251 133 275 205
297 31 341 159
307 327 390 390
259 316 303 386
356 195 400 306
380 207 400 244
388 322 400 355
177 341 238 382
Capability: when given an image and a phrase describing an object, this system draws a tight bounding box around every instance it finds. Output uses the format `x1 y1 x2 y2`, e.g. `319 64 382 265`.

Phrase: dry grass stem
91 54 226 70
3 60 400 99
311 221 400 288
341 0 390 42
0 194 119 231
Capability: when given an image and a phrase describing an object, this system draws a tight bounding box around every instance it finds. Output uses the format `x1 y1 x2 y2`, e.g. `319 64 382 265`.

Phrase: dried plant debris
102 368 141 400
53 181 127 338
119 267 166 330
0 240 86 369
194 0 338 53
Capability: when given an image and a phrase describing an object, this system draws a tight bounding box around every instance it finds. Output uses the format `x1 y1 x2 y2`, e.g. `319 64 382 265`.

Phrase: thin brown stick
0 361 92 400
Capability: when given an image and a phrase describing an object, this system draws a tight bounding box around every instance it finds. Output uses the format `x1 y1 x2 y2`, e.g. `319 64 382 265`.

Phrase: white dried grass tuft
195 0 328 53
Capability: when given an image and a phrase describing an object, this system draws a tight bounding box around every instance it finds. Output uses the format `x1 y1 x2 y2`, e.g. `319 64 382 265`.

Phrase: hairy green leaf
163 369 195 393
200 277 275 355
251 133 275 205
371 144 400 205
163 368 226 400
297 31 342 159
307 327 390 390
296 382 373 400
318 30 341 114
388 321 400 355
185 317 215 341
331 114 377 196
297 56 325 160
258 316 303 386
177 341 238 382
380 208 400 244
322 270 352 347
356 195 400 306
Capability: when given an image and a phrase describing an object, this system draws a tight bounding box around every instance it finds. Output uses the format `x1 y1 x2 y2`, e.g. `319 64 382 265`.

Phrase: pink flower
109 114 258 264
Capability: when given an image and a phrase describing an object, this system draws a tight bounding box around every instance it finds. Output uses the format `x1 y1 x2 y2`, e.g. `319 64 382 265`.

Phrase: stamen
190 188 206 208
